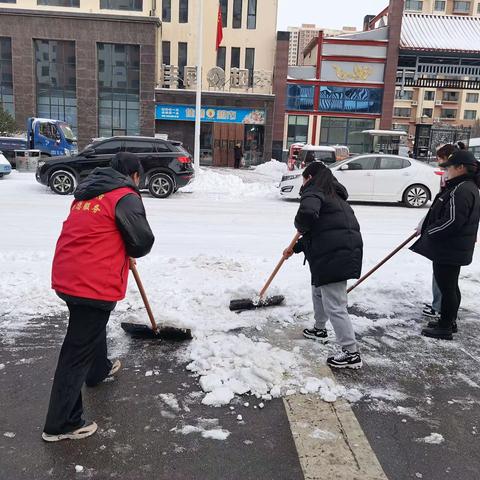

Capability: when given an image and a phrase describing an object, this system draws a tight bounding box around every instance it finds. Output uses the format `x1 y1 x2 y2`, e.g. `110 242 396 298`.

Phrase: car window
155 141 172 153
95 140 123 155
39 123 59 141
125 141 155 154
379 157 410 170
347 157 377 170
313 151 336 163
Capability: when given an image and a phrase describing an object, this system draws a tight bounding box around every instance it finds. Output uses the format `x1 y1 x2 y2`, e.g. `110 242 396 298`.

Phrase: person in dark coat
283 162 363 369
42 152 155 442
233 142 243 169
419 143 458 320
411 149 480 340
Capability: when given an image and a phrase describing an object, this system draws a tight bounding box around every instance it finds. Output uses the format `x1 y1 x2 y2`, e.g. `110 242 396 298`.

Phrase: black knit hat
111 152 142 176
441 150 477 168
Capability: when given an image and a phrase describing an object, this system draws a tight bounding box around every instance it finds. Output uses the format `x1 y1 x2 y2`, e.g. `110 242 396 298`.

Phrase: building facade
287 24 357 66
156 0 278 166
404 0 480 15
0 0 278 163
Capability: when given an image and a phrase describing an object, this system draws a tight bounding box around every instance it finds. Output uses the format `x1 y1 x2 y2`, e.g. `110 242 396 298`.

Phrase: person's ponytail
466 160 480 188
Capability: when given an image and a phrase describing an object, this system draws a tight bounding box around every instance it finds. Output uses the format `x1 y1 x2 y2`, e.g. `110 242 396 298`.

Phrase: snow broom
229 233 301 312
121 259 192 341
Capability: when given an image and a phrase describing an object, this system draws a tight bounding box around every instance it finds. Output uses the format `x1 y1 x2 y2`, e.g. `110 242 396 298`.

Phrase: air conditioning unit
411 101 418 106
435 101 443 106
408 134 415 140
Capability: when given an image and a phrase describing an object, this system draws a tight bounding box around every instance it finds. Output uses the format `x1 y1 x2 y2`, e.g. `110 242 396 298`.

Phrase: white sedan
279 154 441 208
0 151 12 178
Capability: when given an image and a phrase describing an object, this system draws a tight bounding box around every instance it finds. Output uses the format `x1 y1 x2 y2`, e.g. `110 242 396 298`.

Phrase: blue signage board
155 104 266 125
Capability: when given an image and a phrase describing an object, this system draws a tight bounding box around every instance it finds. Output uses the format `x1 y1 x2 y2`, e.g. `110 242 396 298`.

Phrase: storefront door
213 123 243 167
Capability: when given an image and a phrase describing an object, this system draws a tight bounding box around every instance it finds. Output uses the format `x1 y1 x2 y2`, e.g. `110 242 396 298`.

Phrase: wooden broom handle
259 232 302 299
129 258 158 332
347 232 417 294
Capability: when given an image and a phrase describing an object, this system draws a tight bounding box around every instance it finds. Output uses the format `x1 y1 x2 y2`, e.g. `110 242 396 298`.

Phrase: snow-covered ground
1 163 480 409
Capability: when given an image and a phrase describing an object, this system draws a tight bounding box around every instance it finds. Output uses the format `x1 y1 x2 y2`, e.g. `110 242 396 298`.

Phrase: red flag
216 3 223 50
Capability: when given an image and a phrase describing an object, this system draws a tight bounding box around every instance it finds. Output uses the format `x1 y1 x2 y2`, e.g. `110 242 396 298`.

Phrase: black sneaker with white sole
422 304 440 318
303 327 328 343
427 320 458 333
42 420 98 442
326 348 362 369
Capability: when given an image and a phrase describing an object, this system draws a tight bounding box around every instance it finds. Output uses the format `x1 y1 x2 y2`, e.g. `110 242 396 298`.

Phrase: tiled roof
401 13 480 53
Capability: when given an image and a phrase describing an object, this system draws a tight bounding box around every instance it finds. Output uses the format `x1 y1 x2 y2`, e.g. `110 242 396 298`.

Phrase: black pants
234 158 241 169
433 263 461 328
43 304 112 435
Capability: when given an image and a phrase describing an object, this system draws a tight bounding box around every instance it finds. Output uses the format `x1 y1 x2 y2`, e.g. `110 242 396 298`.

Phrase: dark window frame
233 0 242 28
231 47 240 69
0 37 14 117
37 0 79 6
245 47 255 87
216 46 226 71
287 115 309 147
247 0 257 29
100 0 143 11
34 39 77 132
220 0 228 27
162 0 171 22
179 0 188 23
178 42 188 89
162 41 171 66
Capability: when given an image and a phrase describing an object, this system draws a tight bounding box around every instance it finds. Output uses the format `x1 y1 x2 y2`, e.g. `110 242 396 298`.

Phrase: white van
296 145 336 169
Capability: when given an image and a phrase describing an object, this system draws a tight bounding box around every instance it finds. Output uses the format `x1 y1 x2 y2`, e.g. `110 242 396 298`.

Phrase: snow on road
1 165 480 408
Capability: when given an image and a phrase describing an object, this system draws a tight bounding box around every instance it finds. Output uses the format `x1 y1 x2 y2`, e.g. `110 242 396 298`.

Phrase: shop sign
155 104 266 125
321 61 384 84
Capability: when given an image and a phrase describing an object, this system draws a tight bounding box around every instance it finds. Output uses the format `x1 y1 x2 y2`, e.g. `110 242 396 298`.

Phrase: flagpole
193 0 203 172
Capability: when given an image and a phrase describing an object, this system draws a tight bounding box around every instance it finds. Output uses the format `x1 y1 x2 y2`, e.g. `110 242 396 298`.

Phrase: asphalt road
0 315 303 480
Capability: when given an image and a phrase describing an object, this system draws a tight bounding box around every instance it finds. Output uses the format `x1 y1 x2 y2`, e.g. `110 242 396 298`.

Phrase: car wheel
148 173 174 198
403 184 429 208
49 170 76 195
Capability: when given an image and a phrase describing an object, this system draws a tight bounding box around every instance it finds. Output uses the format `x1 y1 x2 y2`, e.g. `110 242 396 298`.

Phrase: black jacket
410 175 480 266
59 167 155 309
234 146 243 161
293 180 363 286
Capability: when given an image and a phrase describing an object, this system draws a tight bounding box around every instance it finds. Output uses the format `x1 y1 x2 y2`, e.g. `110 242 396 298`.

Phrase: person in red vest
42 152 154 442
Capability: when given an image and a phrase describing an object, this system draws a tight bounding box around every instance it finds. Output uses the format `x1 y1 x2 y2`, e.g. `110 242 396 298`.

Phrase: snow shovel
121 259 192 341
229 232 302 311
347 232 417 294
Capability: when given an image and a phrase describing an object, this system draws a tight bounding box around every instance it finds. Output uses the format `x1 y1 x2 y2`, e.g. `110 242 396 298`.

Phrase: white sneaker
108 359 121 377
42 421 98 442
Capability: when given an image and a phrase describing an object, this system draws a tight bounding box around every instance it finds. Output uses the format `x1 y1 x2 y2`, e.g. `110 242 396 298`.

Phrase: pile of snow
186 333 361 406
180 167 278 198
253 160 288 181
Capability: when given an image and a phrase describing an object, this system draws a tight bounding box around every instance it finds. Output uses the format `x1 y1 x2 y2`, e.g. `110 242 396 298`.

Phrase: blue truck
0 117 77 167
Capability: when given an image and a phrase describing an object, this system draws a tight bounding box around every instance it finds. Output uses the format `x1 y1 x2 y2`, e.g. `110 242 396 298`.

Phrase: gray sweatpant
432 273 442 313
312 281 358 352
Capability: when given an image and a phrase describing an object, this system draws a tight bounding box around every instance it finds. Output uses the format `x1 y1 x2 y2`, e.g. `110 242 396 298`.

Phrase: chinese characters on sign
155 105 266 125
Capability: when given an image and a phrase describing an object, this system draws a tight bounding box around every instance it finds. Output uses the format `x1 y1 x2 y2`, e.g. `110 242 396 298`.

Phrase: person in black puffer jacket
411 149 480 340
283 162 363 369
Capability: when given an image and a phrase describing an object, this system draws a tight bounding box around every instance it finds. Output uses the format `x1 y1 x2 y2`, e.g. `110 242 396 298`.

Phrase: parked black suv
36 136 194 198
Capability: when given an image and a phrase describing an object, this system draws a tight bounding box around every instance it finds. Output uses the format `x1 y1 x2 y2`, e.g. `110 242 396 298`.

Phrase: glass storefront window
320 117 375 154
100 0 143 10
98 43 139 137
286 84 315 111
34 39 77 132
0 37 14 117
244 124 264 166
319 86 383 114
287 115 309 147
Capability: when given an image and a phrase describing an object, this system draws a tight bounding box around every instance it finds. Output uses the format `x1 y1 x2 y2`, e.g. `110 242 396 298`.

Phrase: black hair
111 152 142 177
302 161 336 196
456 141 467 150
437 144 457 161
465 161 480 188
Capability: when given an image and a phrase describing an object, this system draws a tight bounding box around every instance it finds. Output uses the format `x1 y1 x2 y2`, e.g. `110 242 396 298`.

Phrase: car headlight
38 160 45 168
281 175 301 181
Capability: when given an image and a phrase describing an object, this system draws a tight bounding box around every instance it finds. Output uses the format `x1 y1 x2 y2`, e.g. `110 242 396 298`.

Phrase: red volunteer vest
52 187 137 302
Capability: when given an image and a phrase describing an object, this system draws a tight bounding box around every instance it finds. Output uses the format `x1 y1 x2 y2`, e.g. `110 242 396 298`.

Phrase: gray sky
277 0 389 31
